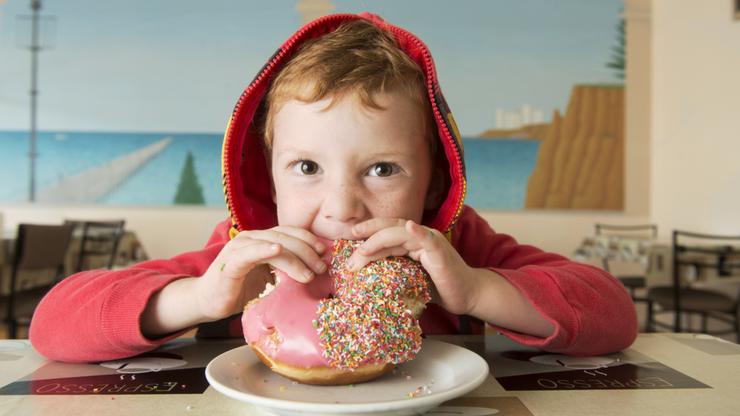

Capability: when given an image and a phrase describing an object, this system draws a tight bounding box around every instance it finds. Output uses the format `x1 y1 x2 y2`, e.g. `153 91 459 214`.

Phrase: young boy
30 13 637 362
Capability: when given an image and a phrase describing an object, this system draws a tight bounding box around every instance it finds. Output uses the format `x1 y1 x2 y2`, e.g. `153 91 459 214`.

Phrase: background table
0 230 147 297
2 333 740 416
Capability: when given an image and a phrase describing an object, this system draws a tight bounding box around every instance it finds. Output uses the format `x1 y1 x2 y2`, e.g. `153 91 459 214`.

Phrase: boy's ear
424 168 446 210
270 178 276 204
265 150 277 204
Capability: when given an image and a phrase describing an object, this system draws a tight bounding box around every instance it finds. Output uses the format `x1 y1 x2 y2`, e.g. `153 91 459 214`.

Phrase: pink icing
242 246 335 368
242 238 429 370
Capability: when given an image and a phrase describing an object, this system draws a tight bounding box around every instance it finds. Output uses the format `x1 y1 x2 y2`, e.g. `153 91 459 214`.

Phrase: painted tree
606 15 625 80
174 151 205 205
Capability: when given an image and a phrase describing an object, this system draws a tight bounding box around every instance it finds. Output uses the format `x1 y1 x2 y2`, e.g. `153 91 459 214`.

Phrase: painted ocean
0 131 540 210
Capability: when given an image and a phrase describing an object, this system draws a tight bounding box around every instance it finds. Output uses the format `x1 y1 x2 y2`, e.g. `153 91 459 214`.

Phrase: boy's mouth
313 228 361 241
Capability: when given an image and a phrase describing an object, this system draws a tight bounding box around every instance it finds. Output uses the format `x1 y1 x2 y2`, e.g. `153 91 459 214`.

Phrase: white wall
0 204 228 259
625 0 653 217
1 203 650 260
477 210 649 257
651 0 740 235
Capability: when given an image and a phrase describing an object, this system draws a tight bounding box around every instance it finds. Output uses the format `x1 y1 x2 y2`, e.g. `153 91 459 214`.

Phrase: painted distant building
496 105 545 129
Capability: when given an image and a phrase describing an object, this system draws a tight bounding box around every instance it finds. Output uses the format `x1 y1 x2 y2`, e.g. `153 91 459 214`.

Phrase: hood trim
222 13 466 239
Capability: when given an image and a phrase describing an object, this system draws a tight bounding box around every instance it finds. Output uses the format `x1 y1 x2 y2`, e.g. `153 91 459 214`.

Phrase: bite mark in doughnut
242 239 430 385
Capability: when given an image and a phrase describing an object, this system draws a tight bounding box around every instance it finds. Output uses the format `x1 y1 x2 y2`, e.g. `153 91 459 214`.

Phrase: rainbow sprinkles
314 239 431 370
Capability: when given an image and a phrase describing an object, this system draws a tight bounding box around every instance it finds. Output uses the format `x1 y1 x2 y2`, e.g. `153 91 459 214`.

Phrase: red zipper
388 26 467 234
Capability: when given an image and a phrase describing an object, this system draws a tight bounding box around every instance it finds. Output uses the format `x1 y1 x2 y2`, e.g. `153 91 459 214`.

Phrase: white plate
206 339 489 416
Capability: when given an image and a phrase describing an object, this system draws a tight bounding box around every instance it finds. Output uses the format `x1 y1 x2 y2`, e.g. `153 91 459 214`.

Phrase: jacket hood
221 12 466 239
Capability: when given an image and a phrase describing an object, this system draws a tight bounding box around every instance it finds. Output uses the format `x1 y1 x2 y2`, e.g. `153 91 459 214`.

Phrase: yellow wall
651 0 740 234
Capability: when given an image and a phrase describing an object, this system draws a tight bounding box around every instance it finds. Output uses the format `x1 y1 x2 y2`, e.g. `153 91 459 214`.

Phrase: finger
405 221 449 268
356 226 419 256
237 227 326 254
273 226 328 254
406 220 442 251
348 225 417 271
266 250 323 283
219 241 282 278
225 241 316 283
348 246 408 272
351 218 407 238
238 229 327 274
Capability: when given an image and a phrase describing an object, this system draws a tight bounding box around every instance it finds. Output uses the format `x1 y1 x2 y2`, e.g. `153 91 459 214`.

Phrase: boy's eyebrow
365 150 416 159
275 148 319 158
275 149 415 159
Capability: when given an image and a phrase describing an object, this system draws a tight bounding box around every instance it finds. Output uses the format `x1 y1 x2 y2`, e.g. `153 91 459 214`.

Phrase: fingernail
302 269 314 282
347 258 356 271
314 242 325 253
315 262 327 273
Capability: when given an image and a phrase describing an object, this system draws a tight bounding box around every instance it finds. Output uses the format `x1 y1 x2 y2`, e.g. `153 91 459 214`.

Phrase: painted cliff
525 85 624 210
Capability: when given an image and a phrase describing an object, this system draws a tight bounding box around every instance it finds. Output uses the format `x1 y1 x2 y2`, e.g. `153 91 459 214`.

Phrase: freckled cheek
275 182 321 227
369 197 398 216
367 186 426 221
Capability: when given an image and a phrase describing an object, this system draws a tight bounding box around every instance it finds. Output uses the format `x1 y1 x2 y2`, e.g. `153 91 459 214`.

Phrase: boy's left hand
349 218 478 316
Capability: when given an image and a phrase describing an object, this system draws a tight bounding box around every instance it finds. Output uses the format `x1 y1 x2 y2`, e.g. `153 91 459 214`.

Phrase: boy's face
271 91 433 240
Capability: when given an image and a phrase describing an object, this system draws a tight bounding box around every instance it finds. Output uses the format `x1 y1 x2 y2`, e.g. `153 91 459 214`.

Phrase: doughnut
242 239 431 385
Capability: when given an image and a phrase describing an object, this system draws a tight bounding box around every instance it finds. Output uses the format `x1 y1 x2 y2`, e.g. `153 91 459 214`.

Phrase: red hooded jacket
29 13 637 363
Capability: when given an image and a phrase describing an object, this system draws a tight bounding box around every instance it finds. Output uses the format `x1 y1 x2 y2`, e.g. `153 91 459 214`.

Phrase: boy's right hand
195 226 327 321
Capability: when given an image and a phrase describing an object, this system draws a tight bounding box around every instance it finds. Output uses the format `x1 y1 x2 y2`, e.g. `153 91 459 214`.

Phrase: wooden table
1 333 740 415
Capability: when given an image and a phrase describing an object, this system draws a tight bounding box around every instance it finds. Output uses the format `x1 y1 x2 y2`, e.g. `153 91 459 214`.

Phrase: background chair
646 230 740 341
3 223 73 339
595 223 658 301
65 220 126 272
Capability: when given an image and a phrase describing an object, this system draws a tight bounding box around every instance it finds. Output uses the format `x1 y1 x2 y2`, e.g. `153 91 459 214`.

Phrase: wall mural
0 0 625 210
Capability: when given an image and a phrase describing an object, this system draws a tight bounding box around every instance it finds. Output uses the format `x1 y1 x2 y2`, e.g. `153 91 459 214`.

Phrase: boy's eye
368 162 399 177
292 160 319 175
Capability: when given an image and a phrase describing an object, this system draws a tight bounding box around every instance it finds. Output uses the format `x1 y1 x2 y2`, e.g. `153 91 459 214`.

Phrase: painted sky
0 0 623 135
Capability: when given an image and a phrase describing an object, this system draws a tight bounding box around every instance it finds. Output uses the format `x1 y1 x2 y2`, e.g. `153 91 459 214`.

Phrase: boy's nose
322 182 366 225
